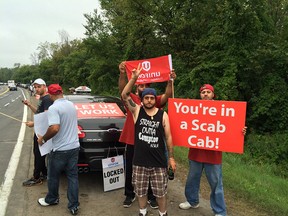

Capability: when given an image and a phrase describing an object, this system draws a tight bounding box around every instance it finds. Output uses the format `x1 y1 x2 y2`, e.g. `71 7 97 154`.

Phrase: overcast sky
0 0 100 68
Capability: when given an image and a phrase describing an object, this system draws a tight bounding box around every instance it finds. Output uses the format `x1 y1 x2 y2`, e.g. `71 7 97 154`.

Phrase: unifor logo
142 61 151 72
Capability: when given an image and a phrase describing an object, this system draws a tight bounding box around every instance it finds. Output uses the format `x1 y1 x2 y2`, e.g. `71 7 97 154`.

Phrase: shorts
132 165 168 198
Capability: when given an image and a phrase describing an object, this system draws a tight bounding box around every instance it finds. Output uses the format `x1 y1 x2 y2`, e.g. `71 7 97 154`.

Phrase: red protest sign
74 103 125 118
125 55 172 84
168 98 247 154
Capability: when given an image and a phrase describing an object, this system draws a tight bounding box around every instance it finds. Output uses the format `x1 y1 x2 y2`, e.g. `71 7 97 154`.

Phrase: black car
65 94 126 173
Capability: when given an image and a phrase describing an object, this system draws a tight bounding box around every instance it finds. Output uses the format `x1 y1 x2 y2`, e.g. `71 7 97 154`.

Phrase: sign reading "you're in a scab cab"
168 98 247 154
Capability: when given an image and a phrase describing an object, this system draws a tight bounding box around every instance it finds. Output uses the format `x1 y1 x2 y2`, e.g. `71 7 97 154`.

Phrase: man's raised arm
121 64 142 119
160 69 176 106
118 62 127 94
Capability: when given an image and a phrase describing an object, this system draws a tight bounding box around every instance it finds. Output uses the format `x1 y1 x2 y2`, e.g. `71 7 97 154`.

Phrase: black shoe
123 196 136 208
70 206 79 215
23 177 43 186
148 199 159 209
40 174 47 181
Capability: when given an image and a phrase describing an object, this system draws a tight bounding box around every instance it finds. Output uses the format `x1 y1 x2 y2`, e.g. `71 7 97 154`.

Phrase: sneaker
40 174 47 181
139 213 147 216
70 206 79 215
123 196 136 208
148 199 159 209
22 177 43 186
159 213 168 216
38 197 59 206
179 201 199 210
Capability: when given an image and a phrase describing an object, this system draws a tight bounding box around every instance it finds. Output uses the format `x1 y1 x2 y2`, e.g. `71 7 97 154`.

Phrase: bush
244 132 288 178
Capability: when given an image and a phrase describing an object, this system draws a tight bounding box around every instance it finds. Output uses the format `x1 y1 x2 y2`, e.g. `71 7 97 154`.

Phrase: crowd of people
23 62 246 216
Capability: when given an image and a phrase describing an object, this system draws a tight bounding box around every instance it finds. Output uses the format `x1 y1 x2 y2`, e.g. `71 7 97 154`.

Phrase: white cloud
0 0 100 68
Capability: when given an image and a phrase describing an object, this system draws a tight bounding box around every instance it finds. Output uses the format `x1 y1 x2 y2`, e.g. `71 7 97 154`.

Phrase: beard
143 103 155 109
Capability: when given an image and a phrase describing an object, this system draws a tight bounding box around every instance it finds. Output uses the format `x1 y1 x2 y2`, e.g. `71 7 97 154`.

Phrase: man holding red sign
179 84 247 216
118 58 176 209
121 64 176 216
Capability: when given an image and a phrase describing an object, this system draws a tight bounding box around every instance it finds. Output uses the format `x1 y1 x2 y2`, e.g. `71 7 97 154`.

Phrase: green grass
174 147 288 216
174 146 189 165
223 153 288 215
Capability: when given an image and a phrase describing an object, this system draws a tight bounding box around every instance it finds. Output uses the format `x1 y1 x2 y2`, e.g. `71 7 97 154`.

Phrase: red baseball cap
199 84 216 98
199 84 214 92
48 84 63 95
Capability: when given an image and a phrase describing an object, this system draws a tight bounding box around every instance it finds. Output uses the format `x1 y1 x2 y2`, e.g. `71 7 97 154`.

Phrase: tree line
1 0 287 176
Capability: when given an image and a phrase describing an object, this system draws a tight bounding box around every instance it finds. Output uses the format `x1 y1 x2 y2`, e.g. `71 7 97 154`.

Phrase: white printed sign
34 112 53 156
102 155 125 192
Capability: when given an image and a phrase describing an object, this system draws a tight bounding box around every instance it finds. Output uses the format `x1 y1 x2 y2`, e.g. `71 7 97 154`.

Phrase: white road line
0 89 27 216
4 103 9 107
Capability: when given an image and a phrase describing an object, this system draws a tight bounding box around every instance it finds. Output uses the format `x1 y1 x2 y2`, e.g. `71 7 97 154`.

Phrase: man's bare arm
160 69 176 106
22 99 37 113
121 64 142 120
37 124 60 145
163 112 176 172
118 62 127 94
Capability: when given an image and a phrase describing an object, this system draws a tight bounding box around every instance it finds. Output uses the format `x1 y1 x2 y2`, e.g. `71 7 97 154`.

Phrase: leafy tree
0 68 14 82
12 65 40 84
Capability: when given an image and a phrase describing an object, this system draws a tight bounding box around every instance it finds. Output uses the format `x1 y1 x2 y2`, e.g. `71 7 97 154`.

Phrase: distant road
0 89 25 183
0 85 9 95
0 88 28 216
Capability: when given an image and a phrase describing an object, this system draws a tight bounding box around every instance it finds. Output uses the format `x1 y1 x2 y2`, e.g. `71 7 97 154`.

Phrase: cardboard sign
74 103 125 118
168 98 247 154
125 54 172 84
102 155 125 192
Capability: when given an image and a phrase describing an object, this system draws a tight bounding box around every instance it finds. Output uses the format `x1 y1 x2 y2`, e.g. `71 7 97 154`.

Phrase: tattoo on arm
128 99 136 107
168 147 174 158
125 91 131 97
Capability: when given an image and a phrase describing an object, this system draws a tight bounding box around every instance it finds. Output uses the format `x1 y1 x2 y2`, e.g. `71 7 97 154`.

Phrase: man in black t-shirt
22 78 53 186
121 65 176 216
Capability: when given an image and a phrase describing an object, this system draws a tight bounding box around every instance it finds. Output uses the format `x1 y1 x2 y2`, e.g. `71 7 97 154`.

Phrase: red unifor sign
125 54 172 84
168 98 247 154
74 103 125 118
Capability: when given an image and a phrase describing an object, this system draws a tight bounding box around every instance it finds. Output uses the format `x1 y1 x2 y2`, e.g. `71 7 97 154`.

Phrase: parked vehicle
64 94 126 172
8 80 17 91
74 86 91 94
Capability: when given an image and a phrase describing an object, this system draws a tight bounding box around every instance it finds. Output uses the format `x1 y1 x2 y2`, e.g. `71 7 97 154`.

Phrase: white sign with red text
102 155 125 191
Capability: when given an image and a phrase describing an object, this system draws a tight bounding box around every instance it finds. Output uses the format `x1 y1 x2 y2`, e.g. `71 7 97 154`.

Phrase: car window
65 95 126 115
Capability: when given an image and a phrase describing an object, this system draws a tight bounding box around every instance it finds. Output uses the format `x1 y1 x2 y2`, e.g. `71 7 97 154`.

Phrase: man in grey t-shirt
37 84 80 215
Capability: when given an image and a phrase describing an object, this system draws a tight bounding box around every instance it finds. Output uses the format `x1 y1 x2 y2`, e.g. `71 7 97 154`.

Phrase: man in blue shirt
37 84 80 215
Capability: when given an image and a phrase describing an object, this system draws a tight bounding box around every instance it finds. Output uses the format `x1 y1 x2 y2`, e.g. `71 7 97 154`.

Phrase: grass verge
174 146 288 216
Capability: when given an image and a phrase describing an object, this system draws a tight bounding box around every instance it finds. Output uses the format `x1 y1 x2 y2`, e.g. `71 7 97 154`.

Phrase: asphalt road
0 87 26 184
2 89 215 216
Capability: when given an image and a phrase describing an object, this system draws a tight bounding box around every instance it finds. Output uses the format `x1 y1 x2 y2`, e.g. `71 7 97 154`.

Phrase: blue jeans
45 148 79 210
185 160 226 216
